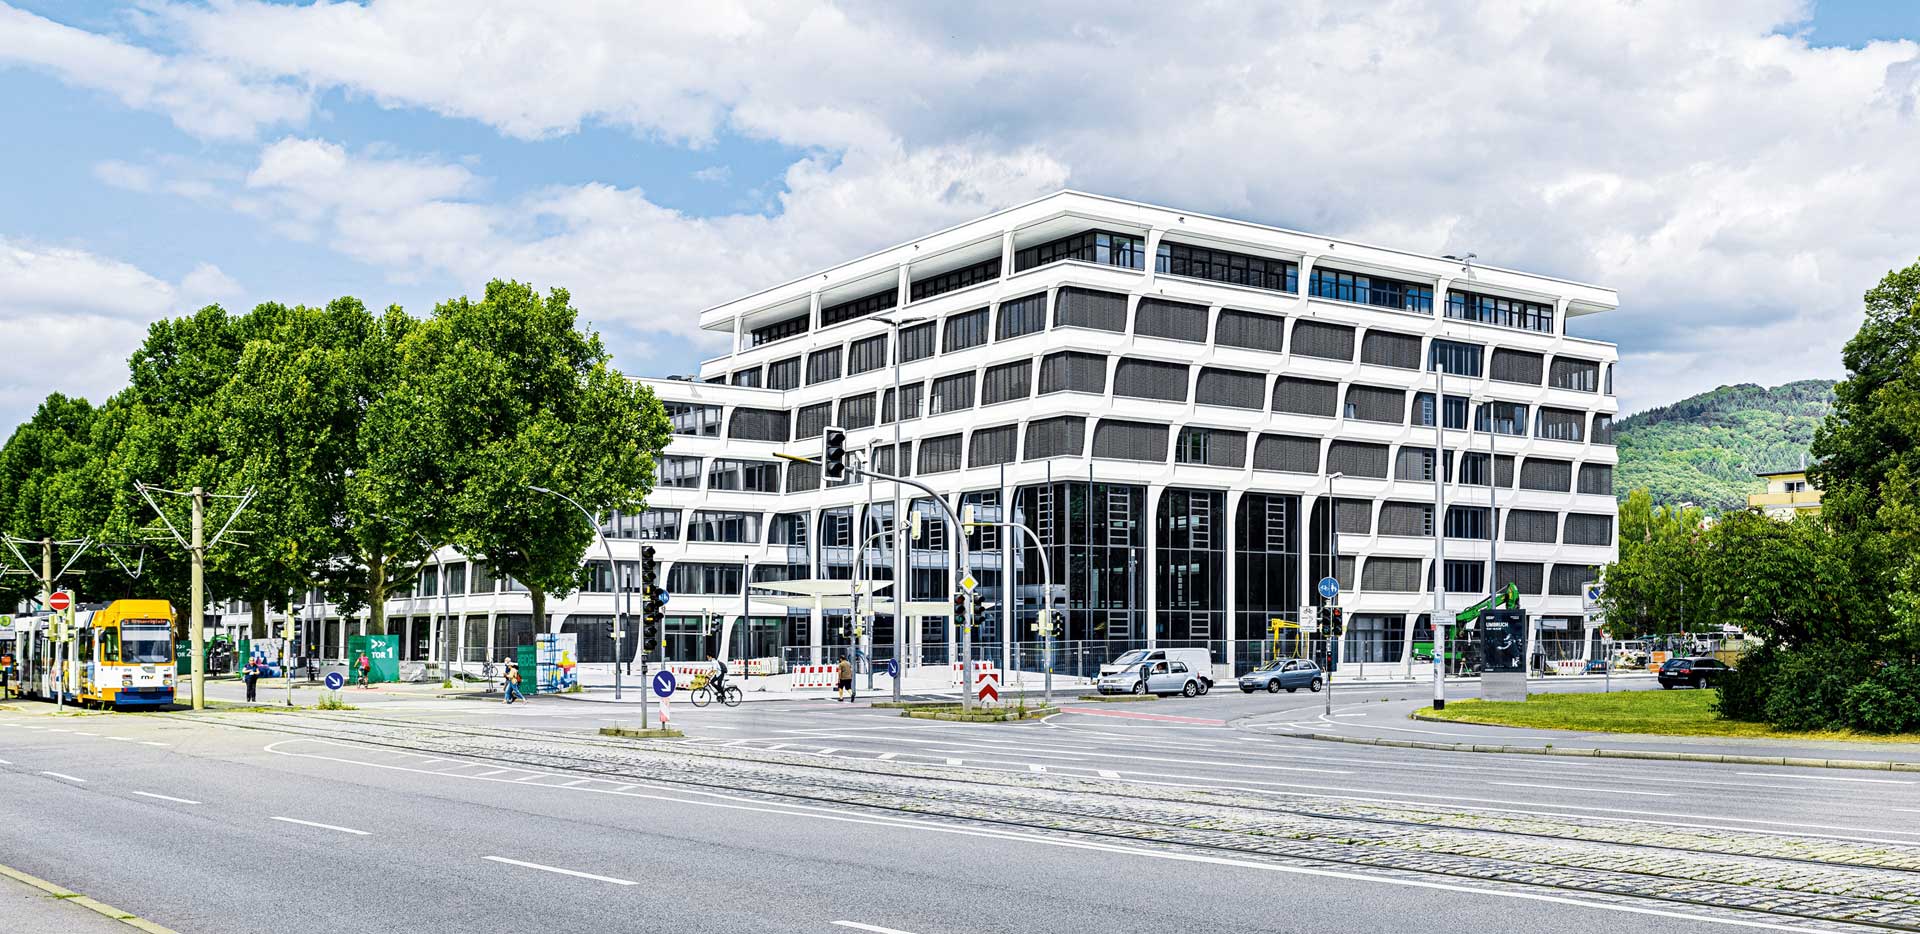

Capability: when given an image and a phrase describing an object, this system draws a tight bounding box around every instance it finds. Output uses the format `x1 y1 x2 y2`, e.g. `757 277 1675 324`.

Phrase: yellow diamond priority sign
959 574 978 593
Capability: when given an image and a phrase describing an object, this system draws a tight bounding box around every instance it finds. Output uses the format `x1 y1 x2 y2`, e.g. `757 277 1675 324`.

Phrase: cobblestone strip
230 713 1920 930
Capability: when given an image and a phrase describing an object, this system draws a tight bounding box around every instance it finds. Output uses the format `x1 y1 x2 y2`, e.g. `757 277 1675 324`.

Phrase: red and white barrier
790 664 839 689
949 660 997 686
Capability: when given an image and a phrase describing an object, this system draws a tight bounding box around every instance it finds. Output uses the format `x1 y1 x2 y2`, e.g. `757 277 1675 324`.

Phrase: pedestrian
1 650 13 700
243 655 260 703
355 651 371 688
836 654 854 702
503 657 524 704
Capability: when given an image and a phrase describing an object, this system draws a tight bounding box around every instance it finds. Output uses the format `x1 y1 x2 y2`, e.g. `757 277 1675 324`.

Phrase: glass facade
1156 488 1226 647
1015 481 1147 650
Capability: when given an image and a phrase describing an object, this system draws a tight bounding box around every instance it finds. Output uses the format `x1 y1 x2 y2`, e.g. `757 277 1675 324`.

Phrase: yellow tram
13 599 176 709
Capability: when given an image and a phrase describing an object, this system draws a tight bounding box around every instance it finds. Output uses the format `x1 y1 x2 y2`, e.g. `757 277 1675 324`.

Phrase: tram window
79 631 93 662
121 626 172 663
99 628 119 662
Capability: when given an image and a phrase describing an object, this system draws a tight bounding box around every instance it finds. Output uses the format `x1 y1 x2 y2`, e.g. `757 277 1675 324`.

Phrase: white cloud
92 159 153 192
691 166 731 183
180 262 243 302
0 2 307 140
24 1 1920 411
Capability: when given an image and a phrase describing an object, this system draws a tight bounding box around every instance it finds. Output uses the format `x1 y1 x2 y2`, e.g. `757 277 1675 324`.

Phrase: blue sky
2 1 1919 428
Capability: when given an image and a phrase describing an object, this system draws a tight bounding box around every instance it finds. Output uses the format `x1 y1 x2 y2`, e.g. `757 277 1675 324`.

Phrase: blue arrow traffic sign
658 590 671 605
1317 576 1340 600
651 669 676 698
323 671 344 691
885 657 899 678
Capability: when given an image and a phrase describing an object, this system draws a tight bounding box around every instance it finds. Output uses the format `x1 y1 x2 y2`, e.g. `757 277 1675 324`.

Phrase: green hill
1614 379 1836 512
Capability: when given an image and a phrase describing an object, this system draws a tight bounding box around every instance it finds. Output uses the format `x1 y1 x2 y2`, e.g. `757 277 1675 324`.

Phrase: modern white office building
256 191 1620 679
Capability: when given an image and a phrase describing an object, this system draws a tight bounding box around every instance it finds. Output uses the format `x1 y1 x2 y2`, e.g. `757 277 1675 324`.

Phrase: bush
1719 645 1920 734
1844 662 1920 733
1713 646 1775 722
1762 645 1870 732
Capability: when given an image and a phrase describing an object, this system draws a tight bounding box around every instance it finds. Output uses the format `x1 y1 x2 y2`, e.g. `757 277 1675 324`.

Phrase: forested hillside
1614 379 1835 512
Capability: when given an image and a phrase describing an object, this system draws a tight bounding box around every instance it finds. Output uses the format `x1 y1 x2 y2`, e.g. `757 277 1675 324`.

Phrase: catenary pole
190 487 205 711
1433 370 1448 711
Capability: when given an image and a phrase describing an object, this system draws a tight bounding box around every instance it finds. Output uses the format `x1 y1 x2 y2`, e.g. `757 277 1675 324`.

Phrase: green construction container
516 644 538 694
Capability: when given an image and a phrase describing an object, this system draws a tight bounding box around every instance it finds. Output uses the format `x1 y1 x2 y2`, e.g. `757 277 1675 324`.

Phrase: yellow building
1749 468 1821 518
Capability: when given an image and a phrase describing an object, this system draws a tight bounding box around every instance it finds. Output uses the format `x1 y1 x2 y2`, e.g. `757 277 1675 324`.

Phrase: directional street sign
1582 581 1604 611
323 671 345 691
48 590 72 612
651 669 677 699
885 657 899 679
1317 576 1340 600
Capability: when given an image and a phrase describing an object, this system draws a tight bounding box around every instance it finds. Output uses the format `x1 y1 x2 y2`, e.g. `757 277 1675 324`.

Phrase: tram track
212 711 1920 932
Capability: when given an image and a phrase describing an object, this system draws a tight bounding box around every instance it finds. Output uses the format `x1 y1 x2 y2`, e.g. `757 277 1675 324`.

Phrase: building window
995 292 1047 340
897 322 936 363
1345 614 1406 663
1395 447 1447 482
1565 513 1614 546
819 508 854 548
1024 416 1085 459
1520 458 1573 491
730 368 762 387
1490 349 1545 385
1333 499 1372 534
1361 330 1422 369
1155 488 1227 645
638 509 681 541
911 255 1001 301
1014 481 1148 645
1273 376 1339 417
1361 557 1424 592
981 360 1032 405
1215 309 1285 352
1253 434 1319 473
1174 427 1246 468
1379 502 1432 537
1427 339 1484 377
1156 241 1298 293
1591 413 1616 445
1475 401 1529 436
795 402 831 440
1038 351 1107 395
806 347 842 384
1113 359 1189 402
1549 357 1600 392
848 334 888 375
1091 420 1169 462
1235 493 1302 650
820 286 897 328
1343 384 1405 424
766 357 801 390
1498 561 1545 595
666 562 744 595
968 425 1018 467
664 402 722 436
1445 505 1491 540
1135 298 1209 342
929 372 974 414
1578 463 1613 495
687 510 763 543
1536 407 1585 442
917 434 963 474
726 407 789 441
881 383 924 422
1446 289 1554 333
870 442 912 476
785 461 820 492
943 308 990 352
1015 230 1147 272
1550 564 1598 596
1505 509 1558 543
1195 368 1265 409
1412 392 1472 429
838 394 876 430
1291 321 1355 361
750 314 807 346
1309 267 1433 313
707 459 780 492
1326 440 1390 478
1054 287 1128 331
657 455 702 489
1444 560 1485 593
1458 452 1492 486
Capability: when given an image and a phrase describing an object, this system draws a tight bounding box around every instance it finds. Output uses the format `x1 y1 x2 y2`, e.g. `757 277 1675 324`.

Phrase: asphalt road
3 680 1918 934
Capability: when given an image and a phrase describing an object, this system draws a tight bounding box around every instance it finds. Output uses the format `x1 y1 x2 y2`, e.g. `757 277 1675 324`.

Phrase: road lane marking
876 752 898 760
945 758 962 765
1737 771 1915 785
833 923 922 934
271 816 370 835
39 771 86 783
132 792 201 805
1058 707 1227 725
138 741 168 747
483 855 635 885
561 779 593 787
1028 764 1046 773
473 769 513 777
512 773 551 782
106 736 133 742
71 731 98 736
1488 781 1673 797
0 757 9 764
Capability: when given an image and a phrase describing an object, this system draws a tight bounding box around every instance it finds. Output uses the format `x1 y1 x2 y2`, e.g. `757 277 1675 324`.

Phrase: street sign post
1316 577 1339 601
323 671 344 691
48 590 71 612
651 669 676 699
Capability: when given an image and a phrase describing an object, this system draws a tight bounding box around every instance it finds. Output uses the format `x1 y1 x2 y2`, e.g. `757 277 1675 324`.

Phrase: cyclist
706 654 730 697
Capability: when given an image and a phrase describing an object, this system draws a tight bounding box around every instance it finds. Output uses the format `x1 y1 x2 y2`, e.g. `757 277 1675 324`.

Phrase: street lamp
529 485 625 702
873 312 934 703
1321 471 1342 717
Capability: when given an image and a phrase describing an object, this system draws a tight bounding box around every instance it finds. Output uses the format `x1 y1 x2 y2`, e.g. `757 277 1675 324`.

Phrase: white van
1095 648 1214 696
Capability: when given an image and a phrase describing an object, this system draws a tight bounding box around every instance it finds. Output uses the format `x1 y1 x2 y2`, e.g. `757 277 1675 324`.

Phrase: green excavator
1412 582 1520 663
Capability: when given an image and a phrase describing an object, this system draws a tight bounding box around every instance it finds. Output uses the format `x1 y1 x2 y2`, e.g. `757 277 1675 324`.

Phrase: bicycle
689 678 743 708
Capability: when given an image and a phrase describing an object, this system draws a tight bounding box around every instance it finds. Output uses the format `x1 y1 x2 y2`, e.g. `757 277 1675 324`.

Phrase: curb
1268 720 1920 772
0 861 180 933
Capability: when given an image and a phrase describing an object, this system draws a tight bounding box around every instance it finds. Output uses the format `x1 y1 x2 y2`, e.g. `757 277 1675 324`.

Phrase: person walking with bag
503 657 524 704
243 655 261 703
836 654 854 702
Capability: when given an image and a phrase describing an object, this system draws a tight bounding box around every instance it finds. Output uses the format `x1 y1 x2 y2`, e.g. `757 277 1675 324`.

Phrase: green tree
1597 490 1707 638
395 280 671 644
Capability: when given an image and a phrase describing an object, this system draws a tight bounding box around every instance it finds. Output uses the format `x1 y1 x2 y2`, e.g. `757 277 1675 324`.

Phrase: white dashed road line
483 855 636 885
40 771 86 783
833 922 922 934
1737 772 1915 785
271 816 371 835
1488 782 1673 797
132 792 202 805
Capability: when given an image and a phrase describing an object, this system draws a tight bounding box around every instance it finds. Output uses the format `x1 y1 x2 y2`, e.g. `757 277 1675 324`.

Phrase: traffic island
901 704 1058 722
1075 693 1158 702
598 725 685 739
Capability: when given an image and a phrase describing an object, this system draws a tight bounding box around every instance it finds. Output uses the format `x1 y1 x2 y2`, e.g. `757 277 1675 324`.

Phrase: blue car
1584 658 1608 674
1237 658 1323 694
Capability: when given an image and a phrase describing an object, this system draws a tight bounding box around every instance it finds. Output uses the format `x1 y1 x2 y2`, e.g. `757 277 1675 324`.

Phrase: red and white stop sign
48 591 72 612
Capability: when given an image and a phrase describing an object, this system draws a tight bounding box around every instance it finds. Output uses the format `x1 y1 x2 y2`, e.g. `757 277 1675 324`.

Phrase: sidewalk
0 864 173 933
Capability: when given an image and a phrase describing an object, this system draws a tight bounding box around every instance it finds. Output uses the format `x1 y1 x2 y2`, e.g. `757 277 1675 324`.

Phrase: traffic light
822 426 848 483
1327 607 1345 639
952 593 969 629
640 544 665 642
969 591 986 627
639 545 658 591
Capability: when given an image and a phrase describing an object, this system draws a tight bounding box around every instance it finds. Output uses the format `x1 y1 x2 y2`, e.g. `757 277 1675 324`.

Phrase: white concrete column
1144 485 1159 649
732 314 745 355
1143 227 1165 286
809 596 823 666
1000 230 1015 278
1224 488 1243 679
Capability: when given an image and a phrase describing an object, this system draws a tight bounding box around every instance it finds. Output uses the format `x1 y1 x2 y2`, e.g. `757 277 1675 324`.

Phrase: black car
1658 656 1733 689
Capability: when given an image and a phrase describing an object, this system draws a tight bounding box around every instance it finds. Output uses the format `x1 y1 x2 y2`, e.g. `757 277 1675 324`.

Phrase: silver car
1097 659 1207 697
1237 658 1323 694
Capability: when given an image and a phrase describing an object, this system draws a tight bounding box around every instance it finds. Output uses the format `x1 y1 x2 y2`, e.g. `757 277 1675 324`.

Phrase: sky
1 1 1918 430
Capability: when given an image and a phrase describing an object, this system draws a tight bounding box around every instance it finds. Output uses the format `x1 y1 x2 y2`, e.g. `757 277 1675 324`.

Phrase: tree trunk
368 554 387 636
251 601 267 639
530 587 547 646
